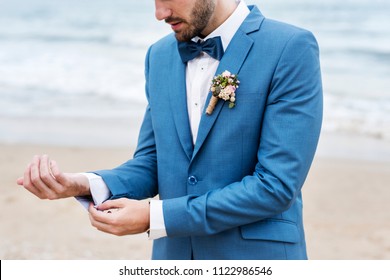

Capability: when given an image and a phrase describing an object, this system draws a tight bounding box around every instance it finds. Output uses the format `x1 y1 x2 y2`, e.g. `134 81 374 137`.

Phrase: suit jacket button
188 176 198 185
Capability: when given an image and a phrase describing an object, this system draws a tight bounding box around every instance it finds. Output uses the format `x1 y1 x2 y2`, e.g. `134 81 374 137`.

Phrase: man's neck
201 0 239 37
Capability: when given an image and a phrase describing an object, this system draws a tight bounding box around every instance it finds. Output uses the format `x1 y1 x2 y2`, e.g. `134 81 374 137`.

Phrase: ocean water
0 0 389 145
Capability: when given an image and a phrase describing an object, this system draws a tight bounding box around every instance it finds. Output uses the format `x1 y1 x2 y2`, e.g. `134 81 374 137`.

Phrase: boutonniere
206 70 240 115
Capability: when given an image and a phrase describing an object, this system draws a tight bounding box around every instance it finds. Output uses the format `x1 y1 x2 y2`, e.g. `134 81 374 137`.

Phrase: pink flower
225 85 236 94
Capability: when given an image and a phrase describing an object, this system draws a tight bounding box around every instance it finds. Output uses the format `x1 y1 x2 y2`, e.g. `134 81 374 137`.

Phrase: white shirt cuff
149 200 167 240
76 173 167 240
75 173 111 210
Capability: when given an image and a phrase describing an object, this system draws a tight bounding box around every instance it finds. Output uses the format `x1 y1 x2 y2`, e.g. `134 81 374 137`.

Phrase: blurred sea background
1 0 389 155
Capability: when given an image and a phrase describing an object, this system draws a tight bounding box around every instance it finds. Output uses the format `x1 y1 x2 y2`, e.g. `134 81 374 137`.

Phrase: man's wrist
72 173 91 197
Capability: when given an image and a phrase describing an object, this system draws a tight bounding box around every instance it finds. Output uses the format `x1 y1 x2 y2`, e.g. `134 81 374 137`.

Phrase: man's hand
16 154 90 199
88 198 150 236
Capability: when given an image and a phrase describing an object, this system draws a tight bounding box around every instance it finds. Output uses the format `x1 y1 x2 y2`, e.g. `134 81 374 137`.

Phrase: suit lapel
192 7 264 160
169 56 194 160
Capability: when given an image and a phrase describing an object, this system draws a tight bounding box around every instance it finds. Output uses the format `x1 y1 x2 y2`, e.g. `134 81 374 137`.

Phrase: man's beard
167 0 215 42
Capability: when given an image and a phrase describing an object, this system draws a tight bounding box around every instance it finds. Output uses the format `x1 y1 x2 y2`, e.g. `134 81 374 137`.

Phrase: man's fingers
89 217 120 235
89 204 114 225
49 160 68 187
22 162 41 197
88 206 108 230
97 198 126 211
39 155 63 192
17 154 78 200
28 155 57 199
39 155 53 180
89 200 149 236
16 177 24 186
88 204 126 236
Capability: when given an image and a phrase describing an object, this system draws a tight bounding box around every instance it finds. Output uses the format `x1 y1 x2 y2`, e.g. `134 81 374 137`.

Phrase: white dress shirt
79 1 250 240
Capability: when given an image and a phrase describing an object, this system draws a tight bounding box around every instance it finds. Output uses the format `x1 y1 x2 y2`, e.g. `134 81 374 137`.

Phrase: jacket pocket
240 219 300 244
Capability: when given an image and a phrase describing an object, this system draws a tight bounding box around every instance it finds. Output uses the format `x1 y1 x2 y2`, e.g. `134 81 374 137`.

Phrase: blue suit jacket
95 6 323 260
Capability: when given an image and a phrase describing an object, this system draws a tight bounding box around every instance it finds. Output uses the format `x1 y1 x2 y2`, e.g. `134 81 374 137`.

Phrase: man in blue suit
17 0 322 259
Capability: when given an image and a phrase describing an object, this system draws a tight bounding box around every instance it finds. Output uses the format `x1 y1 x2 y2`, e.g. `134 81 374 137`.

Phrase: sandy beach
0 132 389 260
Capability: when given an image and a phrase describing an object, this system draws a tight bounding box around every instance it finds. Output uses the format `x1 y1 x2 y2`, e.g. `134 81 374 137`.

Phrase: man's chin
173 27 198 42
174 33 192 42
175 37 191 43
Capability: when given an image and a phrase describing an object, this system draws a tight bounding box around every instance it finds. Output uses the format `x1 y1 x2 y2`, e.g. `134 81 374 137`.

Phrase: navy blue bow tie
178 36 224 63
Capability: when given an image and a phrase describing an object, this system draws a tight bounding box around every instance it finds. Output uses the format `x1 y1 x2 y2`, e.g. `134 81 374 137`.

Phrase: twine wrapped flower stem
206 70 240 115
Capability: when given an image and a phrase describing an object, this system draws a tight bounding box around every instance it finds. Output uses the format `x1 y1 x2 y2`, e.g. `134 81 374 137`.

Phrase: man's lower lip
171 22 182 31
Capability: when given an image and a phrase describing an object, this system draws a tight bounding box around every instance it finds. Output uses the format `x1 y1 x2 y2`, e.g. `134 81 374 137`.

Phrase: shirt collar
194 0 250 51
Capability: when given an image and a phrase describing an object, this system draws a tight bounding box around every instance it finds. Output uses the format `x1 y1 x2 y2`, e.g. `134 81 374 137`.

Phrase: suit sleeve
163 30 323 237
92 47 159 200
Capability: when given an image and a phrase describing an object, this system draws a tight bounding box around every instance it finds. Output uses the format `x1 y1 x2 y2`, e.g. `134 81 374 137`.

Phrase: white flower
222 70 231 77
219 89 230 101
